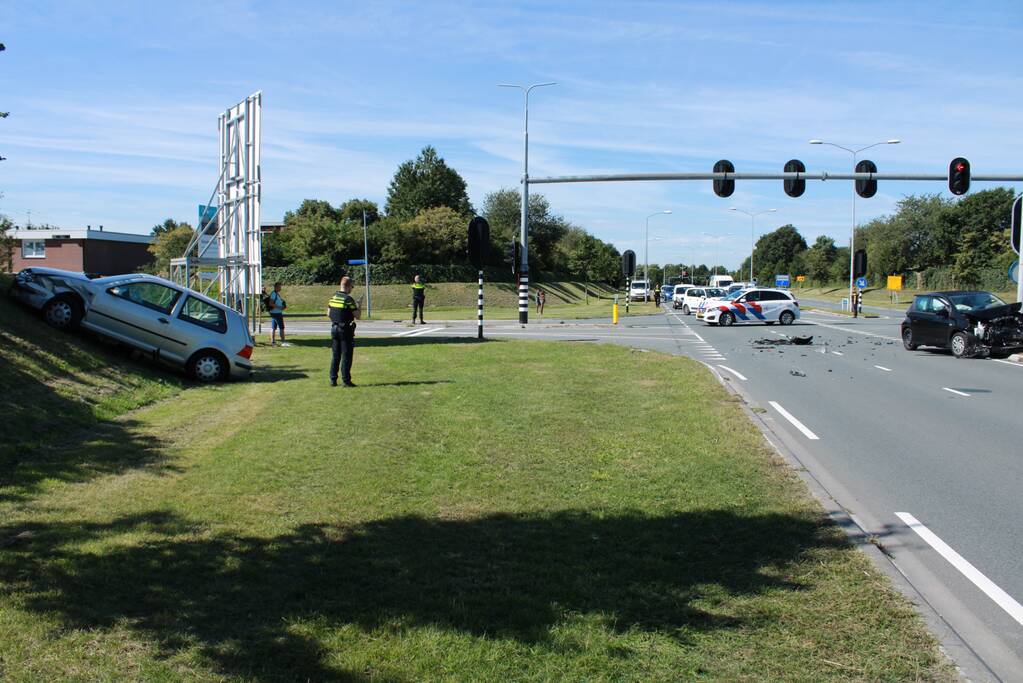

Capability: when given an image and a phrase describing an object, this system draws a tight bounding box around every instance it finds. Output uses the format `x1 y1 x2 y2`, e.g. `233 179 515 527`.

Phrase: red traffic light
955 162 966 172
948 157 971 196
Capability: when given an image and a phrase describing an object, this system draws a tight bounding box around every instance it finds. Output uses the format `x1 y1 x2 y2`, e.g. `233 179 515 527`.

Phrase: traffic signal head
506 239 521 274
854 249 867 278
855 160 878 198
467 216 490 268
713 160 735 197
1011 196 1021 256
784 159 806 197
948 157 971 195
621 250 636 278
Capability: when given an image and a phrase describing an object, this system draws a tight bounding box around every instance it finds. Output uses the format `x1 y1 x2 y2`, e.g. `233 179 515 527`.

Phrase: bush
264 263 587 286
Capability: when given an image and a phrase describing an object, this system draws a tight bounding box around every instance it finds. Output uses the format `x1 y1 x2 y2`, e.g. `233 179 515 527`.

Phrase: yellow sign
796 275 806 282
887 275 903 291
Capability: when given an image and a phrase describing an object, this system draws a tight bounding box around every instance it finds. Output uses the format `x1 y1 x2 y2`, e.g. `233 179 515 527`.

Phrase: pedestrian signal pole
468 216 491 339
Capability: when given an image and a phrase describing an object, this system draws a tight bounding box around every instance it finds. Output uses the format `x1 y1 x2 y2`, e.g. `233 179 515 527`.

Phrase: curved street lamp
729 207 776 283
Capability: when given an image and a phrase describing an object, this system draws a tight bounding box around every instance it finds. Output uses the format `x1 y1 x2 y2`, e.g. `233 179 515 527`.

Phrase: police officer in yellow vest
327 276 361 387
411 274 426 324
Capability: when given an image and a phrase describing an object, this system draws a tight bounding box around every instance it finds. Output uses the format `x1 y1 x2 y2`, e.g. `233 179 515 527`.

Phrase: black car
902 291 1023 358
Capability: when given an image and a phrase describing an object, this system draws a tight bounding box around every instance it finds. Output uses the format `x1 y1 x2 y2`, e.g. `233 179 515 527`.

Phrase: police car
698 287 800 326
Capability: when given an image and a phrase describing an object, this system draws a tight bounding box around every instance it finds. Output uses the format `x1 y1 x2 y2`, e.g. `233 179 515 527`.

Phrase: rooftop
9 227 153 244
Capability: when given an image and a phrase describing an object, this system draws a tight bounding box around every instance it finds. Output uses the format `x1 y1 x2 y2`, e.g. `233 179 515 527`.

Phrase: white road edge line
717 365 747 381
991 359 1023 368
768 401 820 440
832 351 844 356
895 512 1023 627
942 387 971 397
874 365 892 372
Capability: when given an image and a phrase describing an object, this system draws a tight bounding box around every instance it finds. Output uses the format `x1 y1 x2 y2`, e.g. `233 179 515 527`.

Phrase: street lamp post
809 138 900 309
729 208 776 283
499 81 556 324
645 210 671 300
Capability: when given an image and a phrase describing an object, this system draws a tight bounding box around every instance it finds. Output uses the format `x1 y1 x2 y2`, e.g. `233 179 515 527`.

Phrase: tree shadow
0 508 844 681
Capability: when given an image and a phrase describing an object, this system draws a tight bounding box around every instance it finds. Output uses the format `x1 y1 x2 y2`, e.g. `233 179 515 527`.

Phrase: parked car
660 284 674 303
700 288 800 326
901 291 1023 358
11 267 254 381
671 284 695 309
629 279 650 301
679 286 724 315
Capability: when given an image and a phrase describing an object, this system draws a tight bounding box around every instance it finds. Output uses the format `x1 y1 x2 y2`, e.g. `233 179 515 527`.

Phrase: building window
22 240 46 258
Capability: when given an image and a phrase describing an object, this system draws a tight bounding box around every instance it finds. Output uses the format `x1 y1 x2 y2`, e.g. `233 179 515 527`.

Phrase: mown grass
0 323 955 681
277 280 618 317
795 284 1016 307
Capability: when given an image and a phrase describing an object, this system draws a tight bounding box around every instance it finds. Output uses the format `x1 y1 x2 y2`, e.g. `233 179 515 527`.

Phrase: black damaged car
902 291 1023 358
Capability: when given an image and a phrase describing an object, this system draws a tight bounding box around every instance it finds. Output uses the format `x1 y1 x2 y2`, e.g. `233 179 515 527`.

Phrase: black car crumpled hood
964 302 1022 321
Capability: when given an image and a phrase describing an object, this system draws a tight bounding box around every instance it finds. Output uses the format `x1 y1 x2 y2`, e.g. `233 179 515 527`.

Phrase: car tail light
237 345 253 359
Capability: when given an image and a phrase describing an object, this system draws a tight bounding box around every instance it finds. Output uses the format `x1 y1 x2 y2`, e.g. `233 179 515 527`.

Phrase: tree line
733 187 1017 291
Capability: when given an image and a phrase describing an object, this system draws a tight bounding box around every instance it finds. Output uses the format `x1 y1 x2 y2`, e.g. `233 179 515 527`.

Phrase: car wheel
779 310 795 326
902 328 918 351
950 331 970 358
719 312 735 327
43 296 83 331
683 305 690 315
188 350 228 382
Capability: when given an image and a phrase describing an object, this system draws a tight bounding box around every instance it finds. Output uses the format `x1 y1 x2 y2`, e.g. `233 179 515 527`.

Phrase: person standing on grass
328 276 360 387
537 289 546 316
269 282 291 347
411 274 426 324
654 287 661 307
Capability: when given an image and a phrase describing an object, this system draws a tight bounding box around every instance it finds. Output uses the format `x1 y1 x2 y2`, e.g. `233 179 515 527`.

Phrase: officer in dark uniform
411 275 426 324
328 276 360 387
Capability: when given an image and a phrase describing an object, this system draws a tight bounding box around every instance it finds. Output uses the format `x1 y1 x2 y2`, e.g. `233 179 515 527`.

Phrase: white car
700 288 800 326
671 284 695 308
629 280 650 301
679 286 724 315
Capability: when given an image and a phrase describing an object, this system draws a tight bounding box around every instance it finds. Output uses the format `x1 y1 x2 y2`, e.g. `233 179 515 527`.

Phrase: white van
628 280 649 301
708 274 734 288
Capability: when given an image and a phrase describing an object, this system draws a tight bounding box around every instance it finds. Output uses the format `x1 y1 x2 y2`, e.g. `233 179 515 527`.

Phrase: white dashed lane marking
768 401 820 440
942 387 971 397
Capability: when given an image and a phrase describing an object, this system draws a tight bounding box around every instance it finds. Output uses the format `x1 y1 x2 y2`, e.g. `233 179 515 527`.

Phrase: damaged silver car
902 291 1023 358
10 267 254 381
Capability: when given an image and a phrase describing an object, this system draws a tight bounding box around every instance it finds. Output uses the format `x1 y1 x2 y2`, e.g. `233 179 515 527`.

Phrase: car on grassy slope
901 290 1023 358
11 267 254 381
700 288 799 326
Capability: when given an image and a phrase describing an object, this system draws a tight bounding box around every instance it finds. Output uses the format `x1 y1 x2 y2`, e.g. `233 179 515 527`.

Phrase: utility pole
362 210 371 318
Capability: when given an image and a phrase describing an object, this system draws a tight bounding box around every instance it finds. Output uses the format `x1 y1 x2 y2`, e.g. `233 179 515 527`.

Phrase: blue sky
2 0 1022 269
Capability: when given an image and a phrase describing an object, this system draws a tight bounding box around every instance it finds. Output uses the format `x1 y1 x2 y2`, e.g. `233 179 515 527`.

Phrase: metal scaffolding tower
171 92 262 333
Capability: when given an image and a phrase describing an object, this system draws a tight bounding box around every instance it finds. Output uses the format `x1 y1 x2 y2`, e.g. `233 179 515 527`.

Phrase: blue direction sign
856 276 868 289
347 259 367 265
775 274 790 288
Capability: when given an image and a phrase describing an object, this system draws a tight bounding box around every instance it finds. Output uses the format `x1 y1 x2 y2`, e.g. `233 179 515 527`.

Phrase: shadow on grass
248 364 309 383
1 508 844 681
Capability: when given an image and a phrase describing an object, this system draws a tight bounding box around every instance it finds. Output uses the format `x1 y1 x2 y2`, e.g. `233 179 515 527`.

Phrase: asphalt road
283 309 1022 681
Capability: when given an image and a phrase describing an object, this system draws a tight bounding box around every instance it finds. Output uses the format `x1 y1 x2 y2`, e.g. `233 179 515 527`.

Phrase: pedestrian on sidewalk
654 288 661 307
268 282 291 346
411 275 426 324
328 276 361 387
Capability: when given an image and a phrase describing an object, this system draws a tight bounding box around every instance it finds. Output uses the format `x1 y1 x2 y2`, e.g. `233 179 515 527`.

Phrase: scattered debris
790 370 806 377
752 335 814 348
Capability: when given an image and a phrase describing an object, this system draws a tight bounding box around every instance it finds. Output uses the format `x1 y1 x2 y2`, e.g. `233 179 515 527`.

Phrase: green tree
804 235 837 284
148 223 195 275
950 188 1016 286
385 146 473 220
338 198 380 225
401 206 468 264
0 215 15 273
481 188 570 272
151 218 187 236
751 224 807 284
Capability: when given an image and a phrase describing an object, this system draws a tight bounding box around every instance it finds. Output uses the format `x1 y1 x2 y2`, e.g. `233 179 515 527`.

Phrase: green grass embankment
0 330 955 681
276 280 620 319
0 279 183 488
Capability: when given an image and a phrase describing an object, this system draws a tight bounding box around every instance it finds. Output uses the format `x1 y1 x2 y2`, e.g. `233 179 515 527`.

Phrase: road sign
775 274 790 288
856 276 868 289
887 275 903 291
348 259 367 265
1010 261 1019 284
1011 196 1021 255
795 275 806 282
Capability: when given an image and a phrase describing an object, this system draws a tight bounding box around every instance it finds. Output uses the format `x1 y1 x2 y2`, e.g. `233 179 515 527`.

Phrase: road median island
0 335 956 681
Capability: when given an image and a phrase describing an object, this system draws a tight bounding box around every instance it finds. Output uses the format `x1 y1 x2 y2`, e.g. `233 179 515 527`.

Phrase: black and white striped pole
477 269 484 340
468 216 490 339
